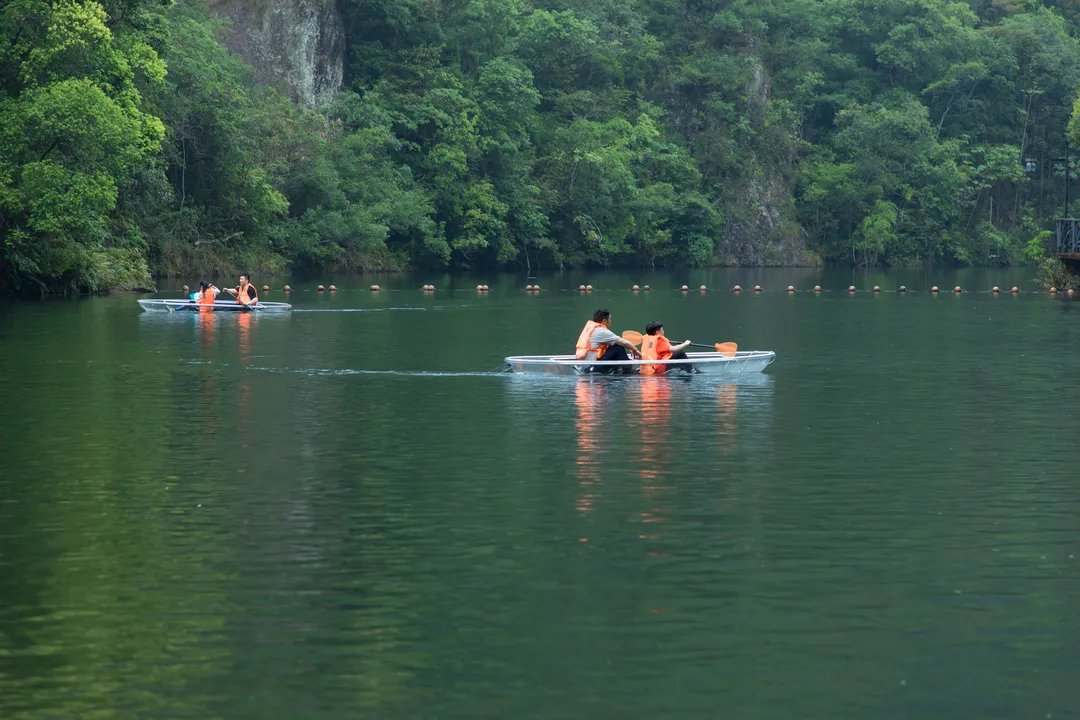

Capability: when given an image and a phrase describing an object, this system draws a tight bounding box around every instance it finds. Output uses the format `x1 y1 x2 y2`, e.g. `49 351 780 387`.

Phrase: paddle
621 330 736 356
692 342 737 356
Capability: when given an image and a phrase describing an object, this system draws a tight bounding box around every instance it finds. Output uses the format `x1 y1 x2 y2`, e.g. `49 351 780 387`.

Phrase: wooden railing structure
1057 218 1080 267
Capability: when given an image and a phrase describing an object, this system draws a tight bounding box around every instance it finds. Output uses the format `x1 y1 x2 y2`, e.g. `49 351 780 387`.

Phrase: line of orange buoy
219 282 1045 296
645 284 1032 294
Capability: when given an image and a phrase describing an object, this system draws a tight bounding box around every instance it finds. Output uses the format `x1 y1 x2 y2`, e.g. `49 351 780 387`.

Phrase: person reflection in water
574 308 640 374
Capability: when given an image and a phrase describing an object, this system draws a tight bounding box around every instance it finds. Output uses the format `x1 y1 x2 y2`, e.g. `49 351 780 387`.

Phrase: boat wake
292 307 430 313
247 366 509 378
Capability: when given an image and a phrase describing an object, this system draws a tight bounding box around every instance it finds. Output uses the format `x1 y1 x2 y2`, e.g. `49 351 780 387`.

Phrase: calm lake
2 268 1079 719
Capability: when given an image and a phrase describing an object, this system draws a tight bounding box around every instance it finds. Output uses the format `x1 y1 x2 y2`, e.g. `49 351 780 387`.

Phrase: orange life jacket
236 281 258 306
198 287 217 308
639 334 671 375
574 320 609 360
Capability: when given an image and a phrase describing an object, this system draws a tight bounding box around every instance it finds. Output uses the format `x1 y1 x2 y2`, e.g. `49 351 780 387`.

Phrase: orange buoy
753 284 762 292
732 284 742 292
872 285 880 293
328 284 337 292
787 285 795 293
262 285 270 292
317 284 325 292
284 285 292 292
931 286 940 293
898 286 907 293
368 284 378 291
699 285 708 292
182 284 189 292
848 285 856 293
813 285 822 292
680 285 689 292
992 286 1000 293
1011 286 1019 294
631 284 640 291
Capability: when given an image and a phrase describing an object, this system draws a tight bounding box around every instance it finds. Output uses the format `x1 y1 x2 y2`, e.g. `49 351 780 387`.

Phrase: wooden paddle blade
621 330 644 345
715 342 737 356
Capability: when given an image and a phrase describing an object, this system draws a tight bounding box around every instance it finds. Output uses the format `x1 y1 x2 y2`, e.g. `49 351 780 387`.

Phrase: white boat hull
504 350 775 376
138 299 292 313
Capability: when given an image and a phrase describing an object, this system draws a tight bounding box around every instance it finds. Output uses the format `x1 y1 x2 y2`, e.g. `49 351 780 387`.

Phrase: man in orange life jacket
575 308 641 373
640 321 695 374
225 273 259 307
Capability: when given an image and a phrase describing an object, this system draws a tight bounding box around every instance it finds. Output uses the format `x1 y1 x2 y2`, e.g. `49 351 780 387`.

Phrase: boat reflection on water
235 312 254 448
195 312 218 436
637 378 673 548
715 382 738 453
574 379 604 515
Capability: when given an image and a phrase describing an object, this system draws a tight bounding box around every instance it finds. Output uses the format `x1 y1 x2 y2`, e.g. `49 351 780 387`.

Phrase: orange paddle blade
715 342 737 356
621 330 644 345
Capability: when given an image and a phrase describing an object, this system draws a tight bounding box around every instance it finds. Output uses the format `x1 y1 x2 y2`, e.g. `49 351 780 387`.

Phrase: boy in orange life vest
640 321 694 374
575 307 641 373
225 273 259 306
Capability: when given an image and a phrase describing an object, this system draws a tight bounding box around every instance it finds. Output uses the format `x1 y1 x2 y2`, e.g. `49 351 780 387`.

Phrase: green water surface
1 269 1078 719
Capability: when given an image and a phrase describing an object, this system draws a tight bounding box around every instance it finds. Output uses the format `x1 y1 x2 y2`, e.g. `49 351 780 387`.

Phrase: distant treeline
2 0 1079 294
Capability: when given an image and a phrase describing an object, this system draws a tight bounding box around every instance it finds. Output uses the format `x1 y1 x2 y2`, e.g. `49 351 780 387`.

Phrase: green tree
0 0 165 294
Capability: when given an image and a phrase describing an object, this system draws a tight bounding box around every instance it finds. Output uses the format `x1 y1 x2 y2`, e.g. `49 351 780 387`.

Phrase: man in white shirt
575 308 641 372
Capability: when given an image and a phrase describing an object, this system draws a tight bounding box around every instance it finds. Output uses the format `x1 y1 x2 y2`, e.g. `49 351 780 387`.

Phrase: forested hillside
2 0 1079 294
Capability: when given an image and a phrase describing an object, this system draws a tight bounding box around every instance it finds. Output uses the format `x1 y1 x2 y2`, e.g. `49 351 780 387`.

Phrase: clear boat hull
504 351 775 376
137 299 292 313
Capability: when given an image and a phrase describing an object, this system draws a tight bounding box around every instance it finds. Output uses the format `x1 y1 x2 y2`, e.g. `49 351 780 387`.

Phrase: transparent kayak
504 350 775 376
137 299 292 313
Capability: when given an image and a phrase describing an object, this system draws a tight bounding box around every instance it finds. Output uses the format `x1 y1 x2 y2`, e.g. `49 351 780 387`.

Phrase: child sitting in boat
190 281 219 307
640 321 694 374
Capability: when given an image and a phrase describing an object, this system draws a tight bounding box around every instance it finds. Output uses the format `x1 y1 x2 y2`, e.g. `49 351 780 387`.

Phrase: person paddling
575 308 641 373
196 281 219 310
225 273 259 308
640 321 695 374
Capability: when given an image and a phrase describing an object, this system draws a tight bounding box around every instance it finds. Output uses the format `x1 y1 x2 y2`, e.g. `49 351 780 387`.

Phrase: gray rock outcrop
208 0 344 108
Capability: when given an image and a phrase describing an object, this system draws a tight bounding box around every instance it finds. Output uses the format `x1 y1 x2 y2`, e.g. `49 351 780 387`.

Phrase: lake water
2 268 1079 719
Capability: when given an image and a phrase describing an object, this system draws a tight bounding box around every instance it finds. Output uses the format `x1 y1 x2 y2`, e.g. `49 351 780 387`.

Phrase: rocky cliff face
207 0 344 108
719 48 815 266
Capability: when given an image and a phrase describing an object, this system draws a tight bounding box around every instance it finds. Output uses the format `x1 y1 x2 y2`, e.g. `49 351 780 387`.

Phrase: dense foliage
1 0 1079 293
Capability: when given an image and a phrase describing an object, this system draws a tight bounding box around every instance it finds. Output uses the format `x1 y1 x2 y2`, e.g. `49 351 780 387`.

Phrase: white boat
138 299 292 313
504 350 775 375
